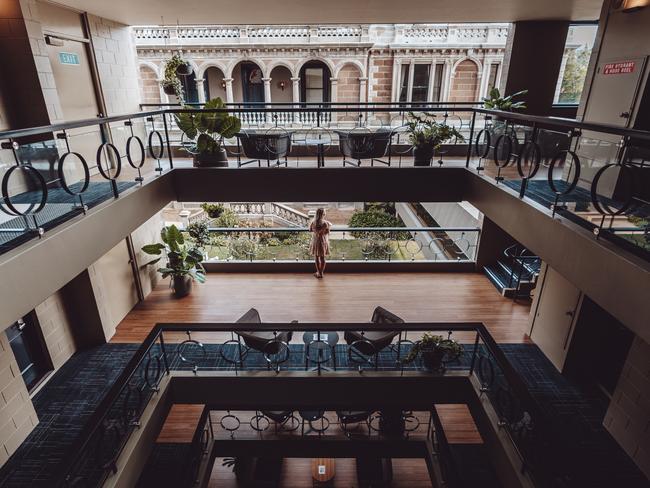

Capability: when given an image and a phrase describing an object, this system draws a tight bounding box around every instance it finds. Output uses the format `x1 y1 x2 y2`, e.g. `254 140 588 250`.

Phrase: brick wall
87 15 141 115
604 335 650 478
34 291 77 370
0 334 38 466
337 64 361 103
449 59 479 102
368 55 393 102
138 65 161 104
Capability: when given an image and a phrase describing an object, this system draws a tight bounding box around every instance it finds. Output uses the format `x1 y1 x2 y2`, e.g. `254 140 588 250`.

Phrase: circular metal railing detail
96 142 122 181
58 151 90 197
590 163 635 216
1 164 48 216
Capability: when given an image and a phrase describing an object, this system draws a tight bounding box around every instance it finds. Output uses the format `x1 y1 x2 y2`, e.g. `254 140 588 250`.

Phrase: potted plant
160 54 189 100
482 88 528 112
404 333 462 372
406 112 464 166
142 225 205 298
186 219 212 259
175 97 241 167
201 203 225 219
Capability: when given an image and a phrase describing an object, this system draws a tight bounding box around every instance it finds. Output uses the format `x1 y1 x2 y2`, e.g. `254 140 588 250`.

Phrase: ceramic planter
193 148 229 168
173 275 192 298
413 144 435 166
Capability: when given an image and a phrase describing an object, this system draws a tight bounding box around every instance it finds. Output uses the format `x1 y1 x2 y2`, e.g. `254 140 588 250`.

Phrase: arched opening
300 61 331 103
449 59 479 102
269 65 293 103
232 61 265 103
179 71 199 103
336 64 362 103
138 65 161 104
204 66 227 101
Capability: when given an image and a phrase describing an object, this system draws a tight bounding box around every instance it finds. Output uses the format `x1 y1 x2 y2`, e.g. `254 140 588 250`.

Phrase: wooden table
311 458 336 484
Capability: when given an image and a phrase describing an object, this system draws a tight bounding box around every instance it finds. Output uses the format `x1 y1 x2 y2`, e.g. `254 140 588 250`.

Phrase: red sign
603 61 635 75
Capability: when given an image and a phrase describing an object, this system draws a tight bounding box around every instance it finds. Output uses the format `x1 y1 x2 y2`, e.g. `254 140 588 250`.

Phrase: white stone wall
604 335 650 478
87 15 141 115
34 290 77 370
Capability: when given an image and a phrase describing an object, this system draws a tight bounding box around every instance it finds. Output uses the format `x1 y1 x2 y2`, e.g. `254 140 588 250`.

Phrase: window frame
396 60 446 103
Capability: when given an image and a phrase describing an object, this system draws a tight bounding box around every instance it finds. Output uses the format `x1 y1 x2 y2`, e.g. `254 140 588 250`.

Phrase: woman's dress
309 220 331 257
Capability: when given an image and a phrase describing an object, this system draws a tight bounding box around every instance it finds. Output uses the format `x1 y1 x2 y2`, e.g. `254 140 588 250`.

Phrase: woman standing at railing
309 208 331 278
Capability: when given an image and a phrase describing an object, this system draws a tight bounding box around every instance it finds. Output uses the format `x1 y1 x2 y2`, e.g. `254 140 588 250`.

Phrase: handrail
49 320 548 487
205 226 480 232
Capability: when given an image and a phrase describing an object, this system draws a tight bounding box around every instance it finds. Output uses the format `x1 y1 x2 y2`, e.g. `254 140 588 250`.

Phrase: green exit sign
58 52 80 65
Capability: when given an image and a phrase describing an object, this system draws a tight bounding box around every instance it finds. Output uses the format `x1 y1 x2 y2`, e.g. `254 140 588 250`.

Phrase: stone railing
228 202 310 227
133 25 369 46
394 23 509 46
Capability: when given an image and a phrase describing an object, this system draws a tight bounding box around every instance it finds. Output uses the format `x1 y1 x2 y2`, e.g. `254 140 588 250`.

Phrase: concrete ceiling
54 0 604 25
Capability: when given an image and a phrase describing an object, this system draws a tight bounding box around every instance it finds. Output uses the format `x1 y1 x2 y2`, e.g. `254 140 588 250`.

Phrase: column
359 77 368 103
195 78 206 103
291 77 300 123
329 78 338 123
262 78 272 123
223 78 234 104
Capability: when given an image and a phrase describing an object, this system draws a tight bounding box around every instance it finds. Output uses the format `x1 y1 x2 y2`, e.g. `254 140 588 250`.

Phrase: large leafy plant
403 333 463 364
160 53 188 102
142 225 206 283
482 87 528 110
175 98 241 155
406 112 464 148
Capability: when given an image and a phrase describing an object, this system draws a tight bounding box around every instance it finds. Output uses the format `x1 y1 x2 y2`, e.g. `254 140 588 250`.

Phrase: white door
529 265 582 371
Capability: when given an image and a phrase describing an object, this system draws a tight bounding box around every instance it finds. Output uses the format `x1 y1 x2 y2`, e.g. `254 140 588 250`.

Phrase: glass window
487 64 499 92
305 68 324 103
554 24 598 105
398 64 410 102
412 64 431 102
432 64 445 102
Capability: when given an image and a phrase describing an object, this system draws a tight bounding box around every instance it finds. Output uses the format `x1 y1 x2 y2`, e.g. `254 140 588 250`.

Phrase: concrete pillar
195 78 206 103
224 78 234 104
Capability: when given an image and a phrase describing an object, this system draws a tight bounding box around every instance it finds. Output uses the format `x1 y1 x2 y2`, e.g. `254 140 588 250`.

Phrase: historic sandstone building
134 24 509 106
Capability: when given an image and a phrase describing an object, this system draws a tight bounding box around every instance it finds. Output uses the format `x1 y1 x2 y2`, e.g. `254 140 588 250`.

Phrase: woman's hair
313 208 326 228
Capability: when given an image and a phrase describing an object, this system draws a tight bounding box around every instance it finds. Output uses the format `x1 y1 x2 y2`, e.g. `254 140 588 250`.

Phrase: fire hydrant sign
603 61 635 75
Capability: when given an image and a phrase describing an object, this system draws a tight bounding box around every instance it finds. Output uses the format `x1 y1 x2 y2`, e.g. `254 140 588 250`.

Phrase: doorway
241 63 265 103
300 61 331 103
5 313 53 392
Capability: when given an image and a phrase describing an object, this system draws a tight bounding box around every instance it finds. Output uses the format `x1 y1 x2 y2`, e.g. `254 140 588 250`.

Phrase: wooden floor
113 272 531 344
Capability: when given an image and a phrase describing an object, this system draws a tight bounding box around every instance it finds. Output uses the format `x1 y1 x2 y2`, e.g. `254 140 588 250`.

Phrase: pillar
359 77 368 103
291 77 301 123
330 78 338 122
262 78 272 104
195 78 206 103
223 78 234 104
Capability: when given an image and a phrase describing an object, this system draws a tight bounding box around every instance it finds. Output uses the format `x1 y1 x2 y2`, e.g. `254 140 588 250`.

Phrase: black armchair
235 130 291 167
344 306 404 369
336 129 391 167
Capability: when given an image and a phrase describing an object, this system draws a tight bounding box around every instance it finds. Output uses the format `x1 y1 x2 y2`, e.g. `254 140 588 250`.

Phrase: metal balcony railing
0 102 649 261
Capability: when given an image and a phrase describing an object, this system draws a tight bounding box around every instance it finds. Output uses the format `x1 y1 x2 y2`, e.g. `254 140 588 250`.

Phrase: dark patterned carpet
0 342 646 488
0 181 136 255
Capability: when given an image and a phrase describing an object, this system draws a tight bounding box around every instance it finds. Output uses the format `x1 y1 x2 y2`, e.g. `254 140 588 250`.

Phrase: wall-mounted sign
58 52 80 66
603 61 635 75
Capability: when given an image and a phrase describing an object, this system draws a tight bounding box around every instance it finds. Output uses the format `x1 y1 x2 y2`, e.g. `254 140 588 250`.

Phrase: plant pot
162 84 176 95
175 63 192 76
378 409 405 438
193 148 229 168
421 348 445 372
413 145 435 167
172 275 192 298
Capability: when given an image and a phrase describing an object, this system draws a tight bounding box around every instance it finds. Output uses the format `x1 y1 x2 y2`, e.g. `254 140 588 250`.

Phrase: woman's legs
320 256 327 275
314 256 321 277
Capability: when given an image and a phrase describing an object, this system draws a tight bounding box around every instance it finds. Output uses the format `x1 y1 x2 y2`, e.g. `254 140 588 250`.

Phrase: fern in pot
142 225 205 298
160 54 189 100
406 112 464 166
175 98 241 167
404 333 462 372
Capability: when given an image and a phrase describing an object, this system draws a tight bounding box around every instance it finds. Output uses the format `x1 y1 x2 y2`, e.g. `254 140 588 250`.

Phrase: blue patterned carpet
0 181 136 255
0 342 646 488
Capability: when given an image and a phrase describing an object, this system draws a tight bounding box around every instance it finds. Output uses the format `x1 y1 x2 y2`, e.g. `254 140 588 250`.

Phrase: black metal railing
1 103 649 260
49 321 558 487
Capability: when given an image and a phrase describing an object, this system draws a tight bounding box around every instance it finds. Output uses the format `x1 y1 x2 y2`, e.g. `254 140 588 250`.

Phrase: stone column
195 78 206 103
359 77 368 103
329 78 338 123
262 78 272 123
291 77 300 123
223 78 234 104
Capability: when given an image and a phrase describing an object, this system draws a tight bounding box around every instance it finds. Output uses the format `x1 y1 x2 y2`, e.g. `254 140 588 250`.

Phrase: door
584 56 647 127
529 265 582 371
241 64 265 103
5 314 52 391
